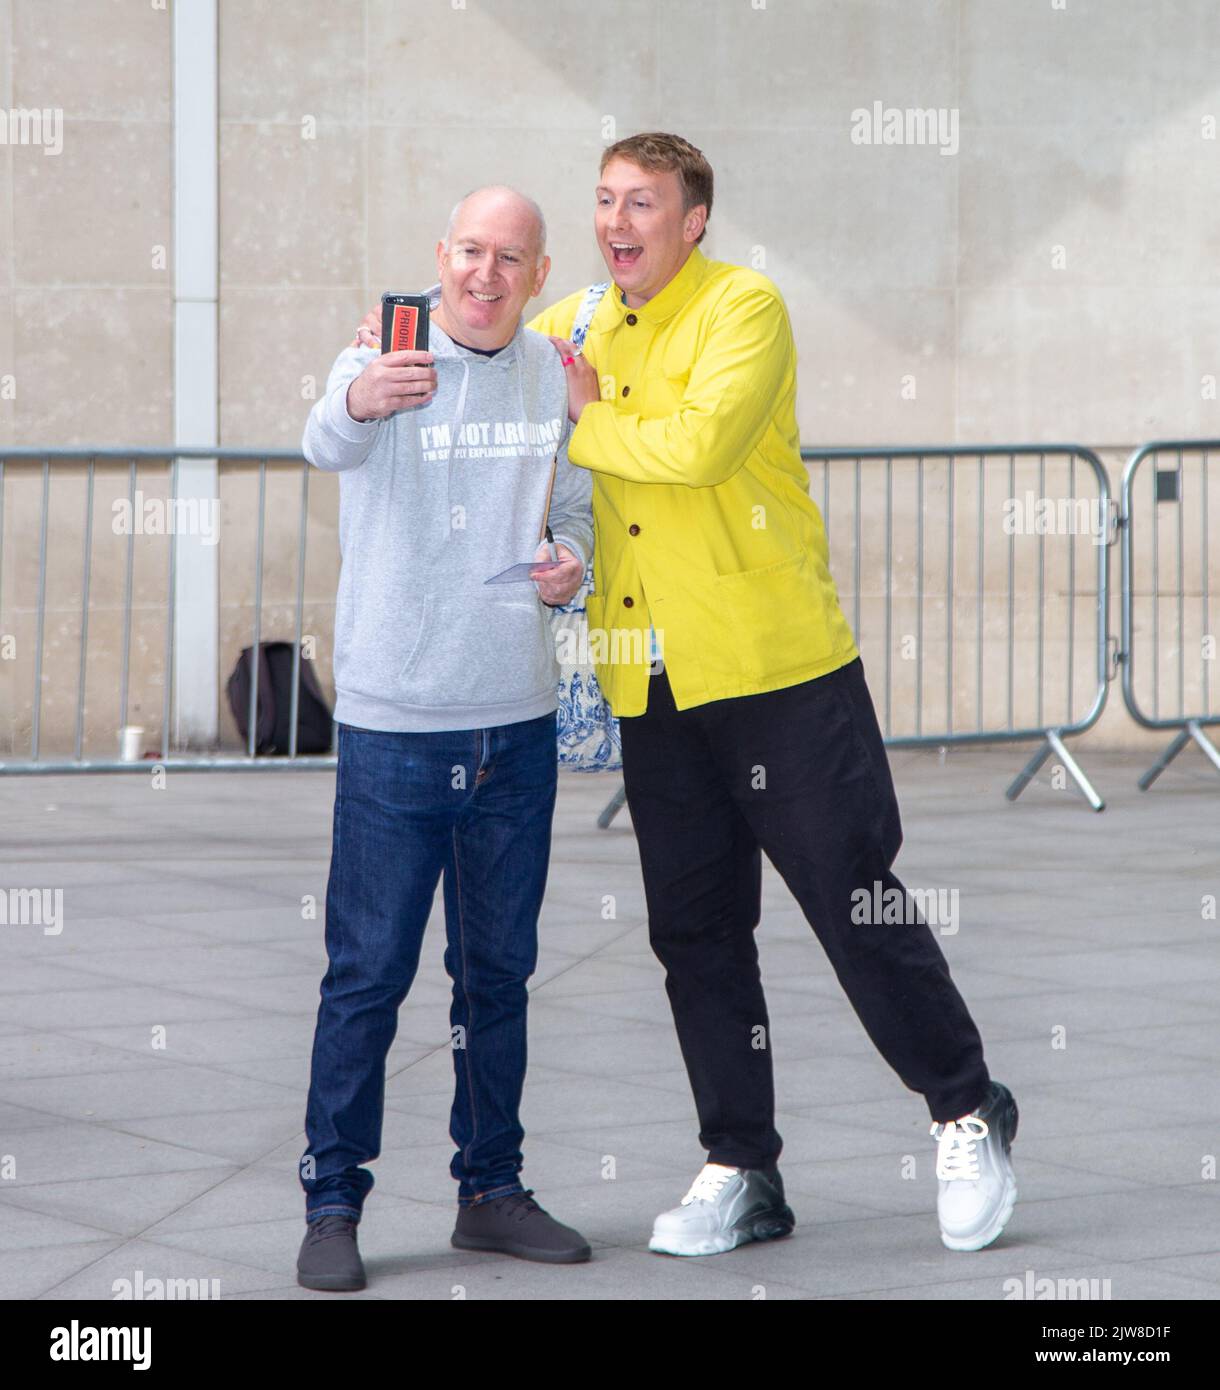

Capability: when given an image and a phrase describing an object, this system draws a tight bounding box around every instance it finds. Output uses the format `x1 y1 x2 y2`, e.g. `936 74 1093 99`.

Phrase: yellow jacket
528 246 858 717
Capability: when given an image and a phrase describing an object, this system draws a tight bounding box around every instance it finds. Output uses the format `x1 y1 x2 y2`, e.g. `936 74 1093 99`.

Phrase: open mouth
609 242 644 267
469 290 502 303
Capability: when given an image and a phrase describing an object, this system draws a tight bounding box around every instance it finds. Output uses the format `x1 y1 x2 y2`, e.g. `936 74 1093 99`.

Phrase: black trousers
619 657 990 1171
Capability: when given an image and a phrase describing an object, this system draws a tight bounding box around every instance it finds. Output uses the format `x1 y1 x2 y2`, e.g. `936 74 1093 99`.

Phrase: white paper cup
118 726 144 762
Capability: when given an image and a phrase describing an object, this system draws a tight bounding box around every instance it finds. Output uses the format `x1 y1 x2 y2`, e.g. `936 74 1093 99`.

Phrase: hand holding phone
382 293 430 354
347 341 436 423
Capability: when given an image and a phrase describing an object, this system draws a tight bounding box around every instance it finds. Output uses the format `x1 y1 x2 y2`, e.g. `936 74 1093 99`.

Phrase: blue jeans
300 713 557 1221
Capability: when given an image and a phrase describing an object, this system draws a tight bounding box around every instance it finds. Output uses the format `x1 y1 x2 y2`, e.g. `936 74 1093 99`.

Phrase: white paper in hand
485 560 564 585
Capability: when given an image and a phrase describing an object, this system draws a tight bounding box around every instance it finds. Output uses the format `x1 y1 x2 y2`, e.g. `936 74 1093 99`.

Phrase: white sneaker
648 1162 795 1257
932 1081 1019 1251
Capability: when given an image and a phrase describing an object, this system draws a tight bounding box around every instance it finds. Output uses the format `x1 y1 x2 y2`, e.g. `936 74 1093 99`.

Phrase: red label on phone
389 304 420 352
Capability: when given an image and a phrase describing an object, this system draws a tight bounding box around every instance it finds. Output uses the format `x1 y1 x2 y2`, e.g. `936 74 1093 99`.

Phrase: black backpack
226 641 333 755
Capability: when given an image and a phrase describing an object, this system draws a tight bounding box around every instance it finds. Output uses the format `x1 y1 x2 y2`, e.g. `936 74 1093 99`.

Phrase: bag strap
571 281 612 352
538 284 610 545
534 283 611 584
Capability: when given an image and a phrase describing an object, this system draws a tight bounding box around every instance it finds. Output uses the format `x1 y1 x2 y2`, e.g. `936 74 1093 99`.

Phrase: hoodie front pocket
338 589 430 706
397 593 434 682
396 589 555 709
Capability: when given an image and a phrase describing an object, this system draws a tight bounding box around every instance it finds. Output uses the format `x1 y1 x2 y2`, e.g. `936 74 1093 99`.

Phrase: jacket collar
605 245 709 327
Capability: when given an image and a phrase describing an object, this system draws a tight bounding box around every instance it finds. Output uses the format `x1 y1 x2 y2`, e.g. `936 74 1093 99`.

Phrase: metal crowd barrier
596 443 1116 825
1120 440 1220 789
804 446 1114 811
0 447 333 774
0 444 1120 814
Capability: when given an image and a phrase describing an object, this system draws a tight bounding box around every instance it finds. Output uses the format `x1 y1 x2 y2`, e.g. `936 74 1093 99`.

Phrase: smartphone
381 293 430 354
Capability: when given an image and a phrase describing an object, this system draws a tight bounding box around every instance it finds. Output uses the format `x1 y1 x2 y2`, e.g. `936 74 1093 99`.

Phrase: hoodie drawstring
443 358 471 536
441 335 535 546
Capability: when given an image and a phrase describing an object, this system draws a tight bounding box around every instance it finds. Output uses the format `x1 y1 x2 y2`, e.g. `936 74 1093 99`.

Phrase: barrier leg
1006 730 1105 812
1187 720 1220 774
1139 721 1220 790
1137 729 1190 790
1046 730 1105 811
1005 741 1052 803
597 783 628 830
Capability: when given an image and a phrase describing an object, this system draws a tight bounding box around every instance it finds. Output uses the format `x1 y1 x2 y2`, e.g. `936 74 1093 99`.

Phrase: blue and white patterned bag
550 282 622 772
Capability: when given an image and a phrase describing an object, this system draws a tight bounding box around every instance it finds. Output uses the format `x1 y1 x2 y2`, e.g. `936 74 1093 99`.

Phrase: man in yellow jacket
529 132 1018 1258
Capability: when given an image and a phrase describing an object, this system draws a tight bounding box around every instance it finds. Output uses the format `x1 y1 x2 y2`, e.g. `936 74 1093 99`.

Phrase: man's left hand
352 304 381 349
531 542 584 607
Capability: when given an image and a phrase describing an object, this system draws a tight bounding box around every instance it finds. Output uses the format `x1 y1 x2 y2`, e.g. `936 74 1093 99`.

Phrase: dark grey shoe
297 1214 366 1291
451 1189 592 1264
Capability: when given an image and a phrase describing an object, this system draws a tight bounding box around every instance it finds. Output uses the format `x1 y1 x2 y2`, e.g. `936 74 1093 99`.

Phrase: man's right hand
345 349 437 421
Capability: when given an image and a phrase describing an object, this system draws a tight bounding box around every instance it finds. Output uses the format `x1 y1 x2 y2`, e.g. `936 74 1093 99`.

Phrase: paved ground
0 742 1217 1301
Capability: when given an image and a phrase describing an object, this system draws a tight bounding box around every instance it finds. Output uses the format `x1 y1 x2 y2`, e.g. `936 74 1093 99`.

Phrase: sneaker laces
930 1115 989 1181
494 1189 542 1223
680 1163 739 1205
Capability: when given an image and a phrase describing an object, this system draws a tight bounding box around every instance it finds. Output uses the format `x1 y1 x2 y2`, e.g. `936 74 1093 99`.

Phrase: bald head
443 185 547 264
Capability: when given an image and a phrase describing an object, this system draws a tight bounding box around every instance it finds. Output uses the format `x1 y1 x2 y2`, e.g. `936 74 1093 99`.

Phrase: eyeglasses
445 246 532 270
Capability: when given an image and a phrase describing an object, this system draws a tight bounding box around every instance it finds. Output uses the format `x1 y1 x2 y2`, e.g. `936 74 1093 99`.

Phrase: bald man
296 188 593 1291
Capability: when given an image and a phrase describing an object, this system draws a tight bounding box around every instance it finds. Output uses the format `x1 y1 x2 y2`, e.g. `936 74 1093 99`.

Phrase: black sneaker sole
737 1202 796 1243
297 1270 367 1292
990 1082 1019 1152
450 1232 592 1264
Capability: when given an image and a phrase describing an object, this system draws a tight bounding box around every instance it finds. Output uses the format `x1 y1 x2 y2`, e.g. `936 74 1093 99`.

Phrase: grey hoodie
302 286 593 733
